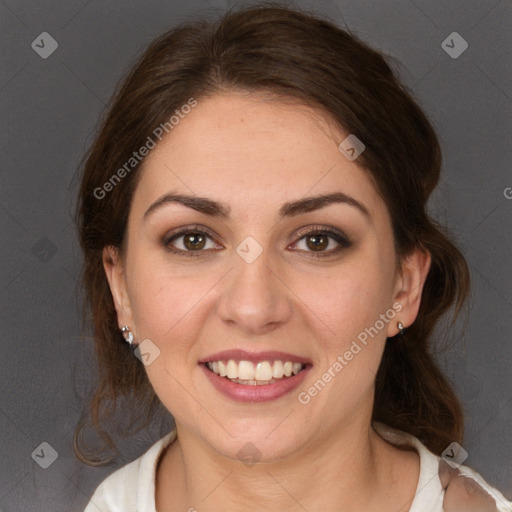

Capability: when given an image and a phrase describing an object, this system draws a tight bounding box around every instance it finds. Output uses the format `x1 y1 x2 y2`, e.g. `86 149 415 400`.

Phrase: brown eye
183 233 206 250
163 226 221 256
305 234 329 251
292 226 352 258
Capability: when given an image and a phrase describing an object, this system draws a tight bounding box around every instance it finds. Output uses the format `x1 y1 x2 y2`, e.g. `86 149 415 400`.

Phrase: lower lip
200 363 311 403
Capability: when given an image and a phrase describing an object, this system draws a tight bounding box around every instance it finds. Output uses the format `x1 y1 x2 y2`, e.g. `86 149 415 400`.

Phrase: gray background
1 0 511 510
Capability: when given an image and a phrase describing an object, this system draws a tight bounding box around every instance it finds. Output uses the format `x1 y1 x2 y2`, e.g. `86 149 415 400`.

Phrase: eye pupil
184 233 206 250
306 235 328 251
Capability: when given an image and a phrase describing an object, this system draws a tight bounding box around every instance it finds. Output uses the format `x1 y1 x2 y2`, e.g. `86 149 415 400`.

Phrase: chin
199 419 305 465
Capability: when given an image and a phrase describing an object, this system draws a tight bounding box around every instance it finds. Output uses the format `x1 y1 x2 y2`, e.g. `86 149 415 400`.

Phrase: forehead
133 92 383 219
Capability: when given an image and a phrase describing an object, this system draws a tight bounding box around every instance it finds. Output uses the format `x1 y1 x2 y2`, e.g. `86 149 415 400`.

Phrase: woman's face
105 92 427 462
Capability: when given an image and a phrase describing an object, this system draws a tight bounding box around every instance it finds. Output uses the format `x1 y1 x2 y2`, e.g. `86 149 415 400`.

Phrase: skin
103 91 433 511
439 460 500 511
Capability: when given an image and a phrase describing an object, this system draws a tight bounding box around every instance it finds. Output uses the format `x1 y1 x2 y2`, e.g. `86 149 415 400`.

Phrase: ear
103 245 134 331
387 247 431 337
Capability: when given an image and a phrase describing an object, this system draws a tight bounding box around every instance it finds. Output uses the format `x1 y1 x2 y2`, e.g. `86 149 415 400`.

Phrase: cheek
125 254 214 344
296 285 391 416
303 257 395 342
124 257 212 415
296 251 396 396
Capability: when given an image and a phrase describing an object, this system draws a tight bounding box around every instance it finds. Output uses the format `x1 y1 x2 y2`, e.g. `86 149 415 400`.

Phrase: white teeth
238 360 255 380
292 362 302 375
206 359 305 382
226 360 238 379
218 360 227 377
255 361 273 380
272 360 285 378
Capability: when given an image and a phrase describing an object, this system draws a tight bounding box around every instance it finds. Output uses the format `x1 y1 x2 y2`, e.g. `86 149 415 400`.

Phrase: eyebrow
143 191 370 220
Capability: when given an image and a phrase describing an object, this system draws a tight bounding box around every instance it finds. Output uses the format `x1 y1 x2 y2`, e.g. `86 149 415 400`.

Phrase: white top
84 423 511 512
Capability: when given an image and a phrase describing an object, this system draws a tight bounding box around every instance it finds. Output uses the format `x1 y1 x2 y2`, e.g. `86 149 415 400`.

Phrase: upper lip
199 349 312 365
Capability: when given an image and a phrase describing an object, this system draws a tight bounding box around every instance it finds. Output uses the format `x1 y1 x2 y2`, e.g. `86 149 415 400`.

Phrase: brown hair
75 2 470 465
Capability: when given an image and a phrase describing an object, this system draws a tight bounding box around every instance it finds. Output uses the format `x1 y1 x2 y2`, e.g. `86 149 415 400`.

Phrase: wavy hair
75 2 469 465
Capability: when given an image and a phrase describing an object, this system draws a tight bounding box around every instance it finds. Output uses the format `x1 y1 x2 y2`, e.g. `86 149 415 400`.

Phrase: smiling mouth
204 359 307 386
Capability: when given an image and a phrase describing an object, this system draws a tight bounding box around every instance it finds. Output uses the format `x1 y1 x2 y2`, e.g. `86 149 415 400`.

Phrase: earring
397 321 405 335
121 326 134 345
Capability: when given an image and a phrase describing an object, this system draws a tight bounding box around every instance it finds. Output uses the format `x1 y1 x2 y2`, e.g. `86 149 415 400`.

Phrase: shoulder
83 431 177 512
439 459 512 512
373 423 512 512
83 458 141 512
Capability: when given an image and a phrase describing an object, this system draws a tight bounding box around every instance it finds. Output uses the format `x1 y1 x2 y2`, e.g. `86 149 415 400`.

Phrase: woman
76 4 511 511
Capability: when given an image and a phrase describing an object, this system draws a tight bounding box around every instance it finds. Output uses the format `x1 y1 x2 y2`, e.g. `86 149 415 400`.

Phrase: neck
156 418 413 512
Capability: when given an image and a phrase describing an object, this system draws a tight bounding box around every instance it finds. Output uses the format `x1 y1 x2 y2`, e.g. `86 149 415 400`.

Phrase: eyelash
162 225 220 258
162 224 351 258
293 225 352 258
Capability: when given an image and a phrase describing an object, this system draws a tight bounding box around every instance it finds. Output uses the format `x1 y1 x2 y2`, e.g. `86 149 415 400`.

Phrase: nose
216 248 293 336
